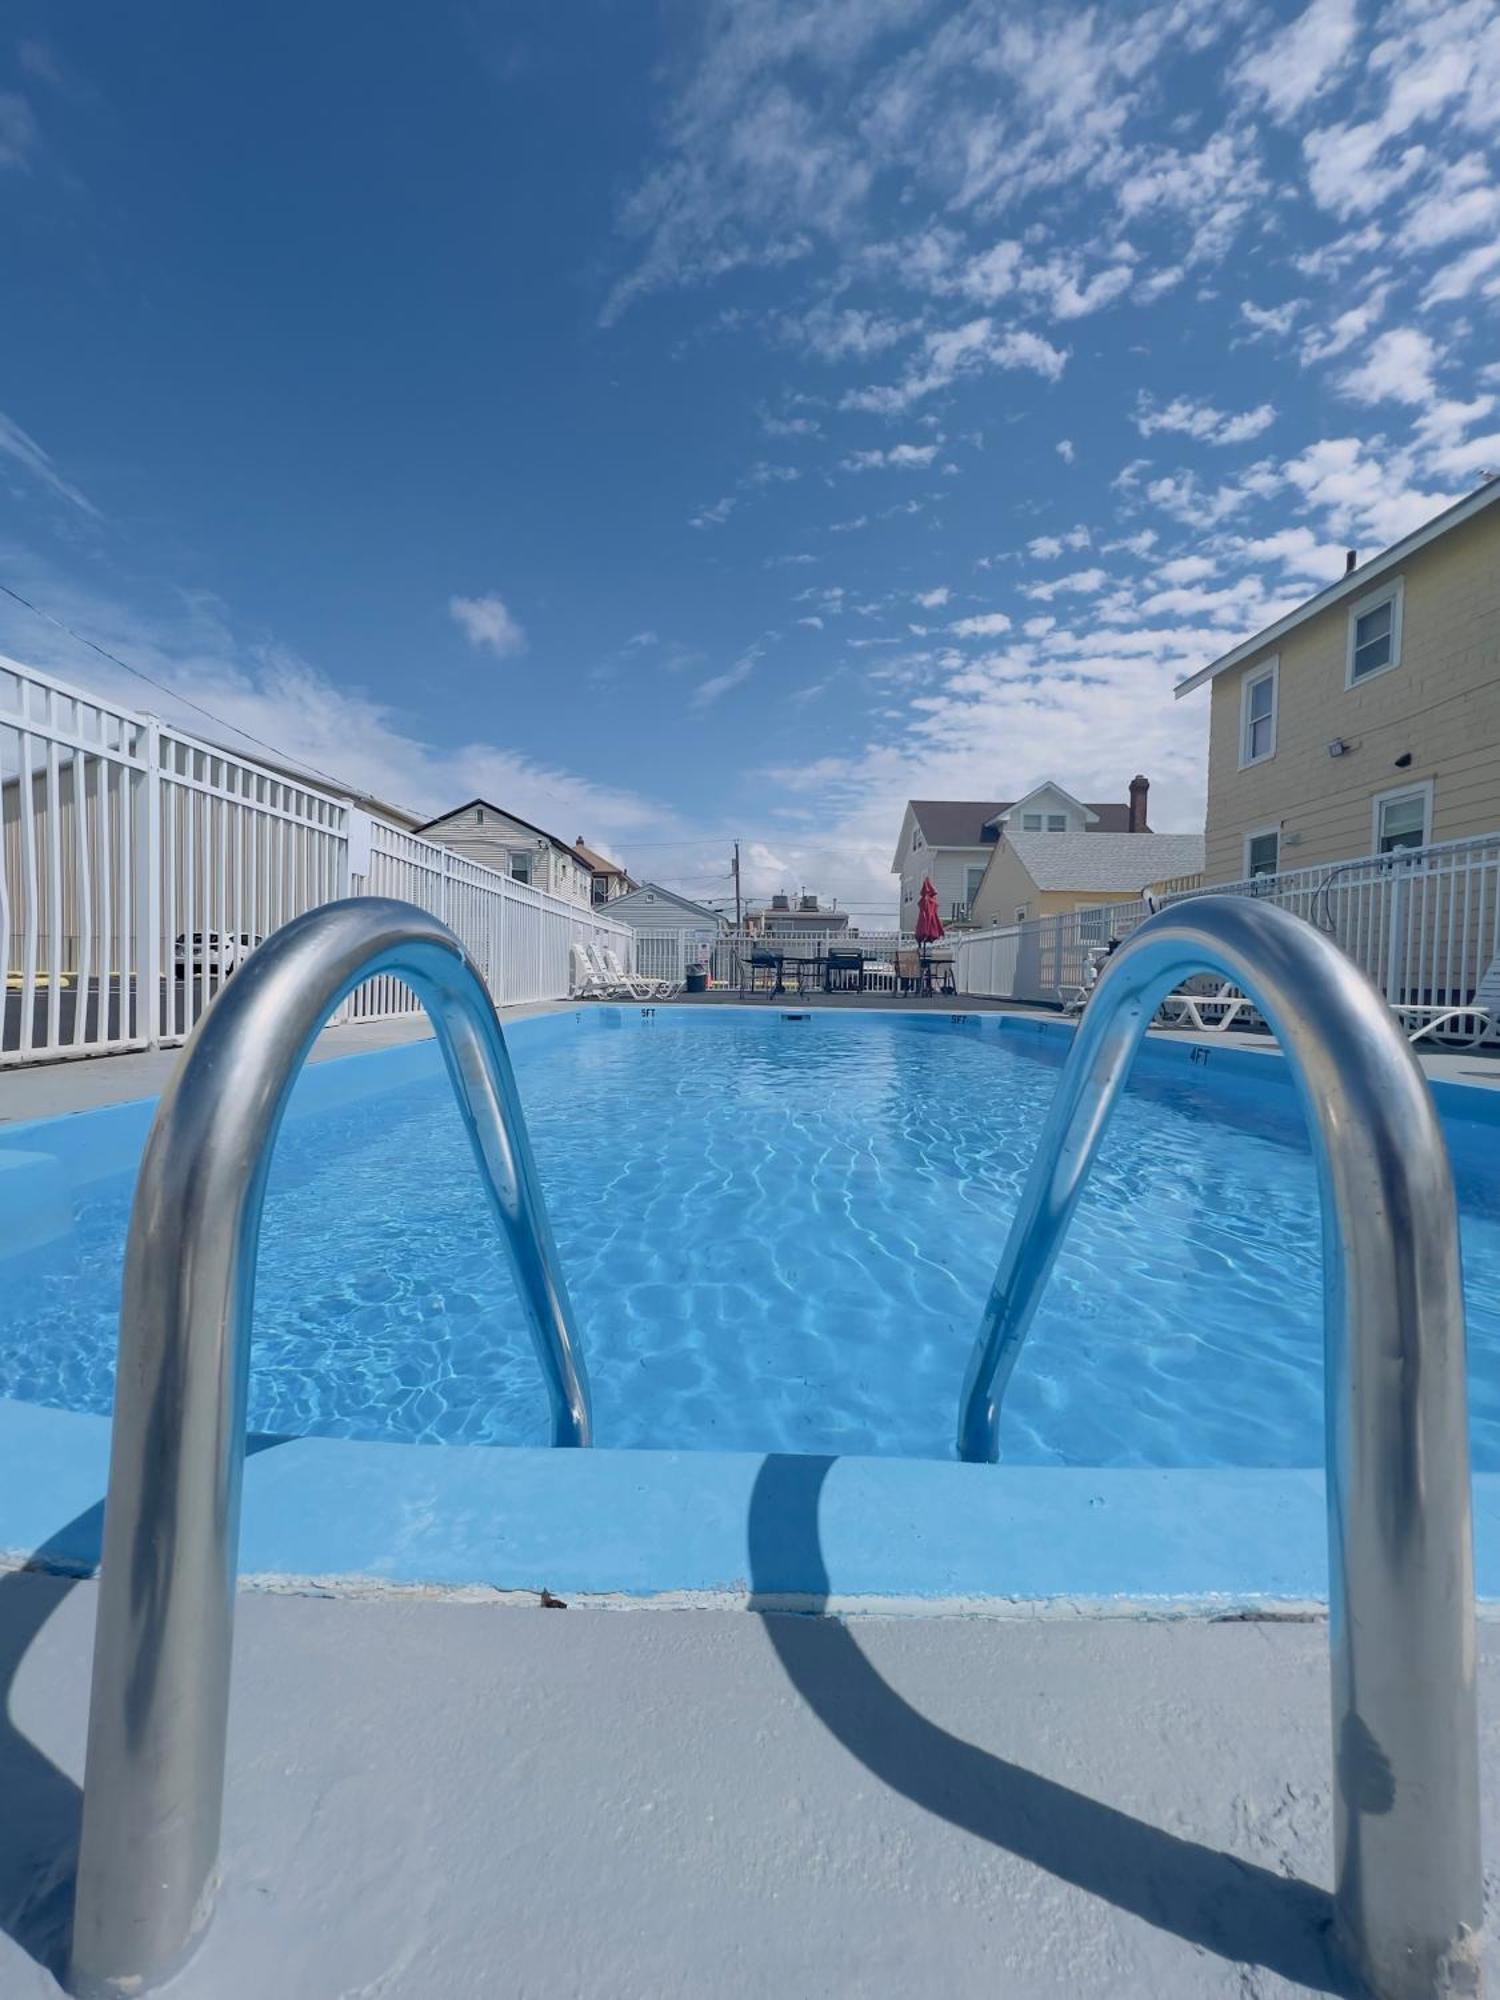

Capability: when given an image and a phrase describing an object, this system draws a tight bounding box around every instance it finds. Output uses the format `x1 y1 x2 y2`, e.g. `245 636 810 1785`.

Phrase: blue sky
1 0 1497 916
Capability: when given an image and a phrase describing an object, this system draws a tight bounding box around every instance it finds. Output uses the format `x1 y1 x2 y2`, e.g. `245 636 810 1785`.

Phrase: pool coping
3 1005 1498 1607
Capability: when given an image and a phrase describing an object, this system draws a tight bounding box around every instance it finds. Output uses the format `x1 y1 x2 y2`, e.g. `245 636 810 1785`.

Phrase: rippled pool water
3 1011 1499 1466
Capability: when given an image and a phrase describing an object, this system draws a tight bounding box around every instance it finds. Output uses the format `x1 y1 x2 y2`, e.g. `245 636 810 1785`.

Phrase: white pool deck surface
0 1577 1495 1999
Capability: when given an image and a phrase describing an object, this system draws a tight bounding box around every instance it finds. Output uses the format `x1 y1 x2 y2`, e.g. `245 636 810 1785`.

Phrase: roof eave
1173 476 1500 700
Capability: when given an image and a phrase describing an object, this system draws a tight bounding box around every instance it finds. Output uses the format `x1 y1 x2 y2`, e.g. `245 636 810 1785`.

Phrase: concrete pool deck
2 1578 1496 1999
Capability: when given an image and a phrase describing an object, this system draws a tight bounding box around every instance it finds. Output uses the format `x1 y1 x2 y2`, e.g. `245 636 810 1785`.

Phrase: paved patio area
2 1578 1495 1998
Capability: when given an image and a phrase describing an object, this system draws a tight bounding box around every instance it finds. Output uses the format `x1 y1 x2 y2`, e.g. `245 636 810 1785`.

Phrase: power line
0 577 401 808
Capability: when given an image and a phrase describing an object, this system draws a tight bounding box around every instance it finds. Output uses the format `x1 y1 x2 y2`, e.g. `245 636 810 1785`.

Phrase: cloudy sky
2 0 1496 916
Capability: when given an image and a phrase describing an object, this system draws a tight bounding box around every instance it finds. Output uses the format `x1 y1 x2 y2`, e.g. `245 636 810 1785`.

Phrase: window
1077 905 1107 943
964 864 985 908
509 852 531 885
1346 579 1403 686
1244 826 1280 878
1014 904 1029 923
1240 659 1277 766
1021 812 1043 831
1046 813 1067 831
911 827 921 851
1373 782 1432 855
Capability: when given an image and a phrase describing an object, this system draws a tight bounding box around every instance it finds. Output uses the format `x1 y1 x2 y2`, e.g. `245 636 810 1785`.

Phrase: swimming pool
3 1006 1498 1472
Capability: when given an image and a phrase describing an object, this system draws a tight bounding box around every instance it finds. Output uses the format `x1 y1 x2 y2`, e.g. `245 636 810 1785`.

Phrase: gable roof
992 782 1100 828
1174 475 1500 698
908 796 1138 846
571 837 628 877
416 797 575 852
607 882 727 925
1004 831 1203 892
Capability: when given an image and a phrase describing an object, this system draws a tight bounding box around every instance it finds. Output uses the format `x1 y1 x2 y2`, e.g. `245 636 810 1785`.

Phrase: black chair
741 948 784 996
824 949 865 994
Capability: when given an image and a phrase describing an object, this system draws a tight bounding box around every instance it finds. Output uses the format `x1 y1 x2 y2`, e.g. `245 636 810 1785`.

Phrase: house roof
1174 474 1500 698
571 837 628 877
607 882 727 925
416 797 576 853
1003 831 1204 892
908 797 1138 846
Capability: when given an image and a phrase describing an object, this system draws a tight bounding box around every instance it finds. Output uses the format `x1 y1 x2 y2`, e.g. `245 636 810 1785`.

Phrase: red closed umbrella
915 877 944 993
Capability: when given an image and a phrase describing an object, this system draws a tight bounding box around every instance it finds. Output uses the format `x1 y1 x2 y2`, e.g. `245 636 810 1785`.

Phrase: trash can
686 967 708 993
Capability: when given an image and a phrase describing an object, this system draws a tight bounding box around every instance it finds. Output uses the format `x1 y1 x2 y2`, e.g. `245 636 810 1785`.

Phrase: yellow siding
1202 504 1500 881
967 843 1039 924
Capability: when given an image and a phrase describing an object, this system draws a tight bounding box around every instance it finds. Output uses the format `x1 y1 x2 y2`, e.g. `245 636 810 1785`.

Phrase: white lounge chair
569 942 614 998
1156 979 1260 1033
1397 954 1500 1050
596 942 679 999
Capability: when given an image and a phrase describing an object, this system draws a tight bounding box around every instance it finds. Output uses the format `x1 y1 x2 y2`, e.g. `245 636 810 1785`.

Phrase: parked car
173 932 261 978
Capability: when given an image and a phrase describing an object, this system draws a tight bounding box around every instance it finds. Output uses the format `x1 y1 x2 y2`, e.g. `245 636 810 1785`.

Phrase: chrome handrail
69 898 591 1997
957 895 1480 1999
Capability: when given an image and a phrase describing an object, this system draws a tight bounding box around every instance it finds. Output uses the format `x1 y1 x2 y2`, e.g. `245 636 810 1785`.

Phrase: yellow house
1175 478 1500 883
968 828 1204 928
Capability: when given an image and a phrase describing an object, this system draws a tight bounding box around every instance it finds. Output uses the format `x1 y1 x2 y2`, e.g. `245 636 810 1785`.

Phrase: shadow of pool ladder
66 896 1481 2000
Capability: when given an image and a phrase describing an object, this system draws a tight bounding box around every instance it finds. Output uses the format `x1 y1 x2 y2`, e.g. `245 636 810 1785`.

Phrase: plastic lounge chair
597 943 680 999
1397 954 1500 1050
569 942 614 998
1156 979 1259 1033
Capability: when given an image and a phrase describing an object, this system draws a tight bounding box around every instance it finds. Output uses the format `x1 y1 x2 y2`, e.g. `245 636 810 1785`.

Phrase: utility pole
732 840 742 929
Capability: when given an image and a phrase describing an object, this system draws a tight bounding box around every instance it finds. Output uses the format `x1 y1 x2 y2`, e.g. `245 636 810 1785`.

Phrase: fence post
137 718 162 1048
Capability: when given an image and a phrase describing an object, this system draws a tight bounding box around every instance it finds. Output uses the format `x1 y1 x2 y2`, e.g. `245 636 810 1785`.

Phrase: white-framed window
911 827 921 851
1046 813 1067 831
1014 904 1029 922
1372 780 1432 856
1346 578 1403 686
509 852 531 885
1239 658 1278 767
964 864 986 908
1021 812 1043 831
1243 824 1280 878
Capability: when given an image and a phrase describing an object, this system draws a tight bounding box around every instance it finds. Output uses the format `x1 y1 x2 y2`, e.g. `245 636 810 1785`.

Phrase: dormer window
1021 813 1043 831
1046 814 1066 831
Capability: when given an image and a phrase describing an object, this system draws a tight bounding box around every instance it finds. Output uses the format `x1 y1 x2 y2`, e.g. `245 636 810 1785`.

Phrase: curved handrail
69 898 591 1997
957 895 1480 1998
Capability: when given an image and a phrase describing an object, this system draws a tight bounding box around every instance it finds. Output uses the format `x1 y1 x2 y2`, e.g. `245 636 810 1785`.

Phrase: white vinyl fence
955 832 1500 1028
2 656 633 1066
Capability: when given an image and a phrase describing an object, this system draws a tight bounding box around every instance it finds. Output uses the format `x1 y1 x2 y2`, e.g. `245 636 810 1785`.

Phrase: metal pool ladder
958 895 1481 2000
68 898 591 1999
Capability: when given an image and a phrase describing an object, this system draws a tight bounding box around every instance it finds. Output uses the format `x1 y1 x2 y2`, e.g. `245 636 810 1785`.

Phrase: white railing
631 928 919 990
955 832 1500 1027
1 656 633 1066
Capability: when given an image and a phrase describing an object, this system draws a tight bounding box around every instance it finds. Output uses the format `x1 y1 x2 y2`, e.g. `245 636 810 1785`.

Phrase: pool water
3 1011 1498 1467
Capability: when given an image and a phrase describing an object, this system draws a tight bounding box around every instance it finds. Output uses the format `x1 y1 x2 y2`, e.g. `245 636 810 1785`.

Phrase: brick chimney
1128 773 1150 833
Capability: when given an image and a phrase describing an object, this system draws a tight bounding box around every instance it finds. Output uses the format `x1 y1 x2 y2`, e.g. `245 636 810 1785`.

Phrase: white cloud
841 318 1067 414
692 653 757 708
841 442 938 471
914 586 950 607
1420 239 1500 308
1155 555 1217 585
948 611 1012 638
0 410 100 517
689 494 738 529
1298 286 1388 364
1027 535 1063 560
0 93 37 171
1236 0 1357 120
1239 299 1302 339
1020 567 1109 602
1338 327 1439 406
1399 153 1500 250
448 593 527 658
1133 392 1277 446
1056 438 1076 464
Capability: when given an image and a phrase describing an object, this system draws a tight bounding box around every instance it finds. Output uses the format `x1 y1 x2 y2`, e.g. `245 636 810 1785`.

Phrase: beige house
968 830 1205 928
891 779 1150 927
1175 478 1500 883
570 837 635 906
417 799 593 906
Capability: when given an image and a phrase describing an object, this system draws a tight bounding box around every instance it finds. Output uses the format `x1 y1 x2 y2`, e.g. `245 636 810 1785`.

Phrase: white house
891 779 1150 927
417 799 594 907
605 883 729 936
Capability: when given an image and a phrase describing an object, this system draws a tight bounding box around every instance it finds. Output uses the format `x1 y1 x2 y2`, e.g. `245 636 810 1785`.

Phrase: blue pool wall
2 1004 1498 1606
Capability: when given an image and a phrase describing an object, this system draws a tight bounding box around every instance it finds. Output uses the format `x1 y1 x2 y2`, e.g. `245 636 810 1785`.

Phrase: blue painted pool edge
5 1398 1499 1607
